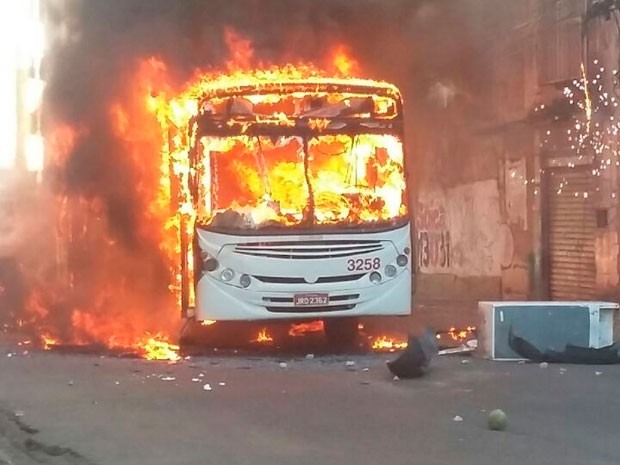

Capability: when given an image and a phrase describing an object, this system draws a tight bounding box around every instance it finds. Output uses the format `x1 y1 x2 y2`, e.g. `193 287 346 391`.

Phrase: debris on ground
203 384 212 391
487 409 508 431
387 330 437 379
279 362 287 369
438 346 475 356
453 415 463 422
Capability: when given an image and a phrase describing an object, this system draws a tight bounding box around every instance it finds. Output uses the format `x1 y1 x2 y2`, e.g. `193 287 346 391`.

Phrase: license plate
294 293 329 307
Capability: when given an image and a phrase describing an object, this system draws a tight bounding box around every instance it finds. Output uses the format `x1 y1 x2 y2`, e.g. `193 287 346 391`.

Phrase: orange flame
330 45 360 76
288 320 324 337
28 27 388 361
436 326 476 342
138 334 181 361
253 328 274 344
371 336 408 352
41 333 59 351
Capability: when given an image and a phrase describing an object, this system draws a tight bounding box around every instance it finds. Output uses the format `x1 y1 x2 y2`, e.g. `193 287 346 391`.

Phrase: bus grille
234 240 383 259
253 274 365 284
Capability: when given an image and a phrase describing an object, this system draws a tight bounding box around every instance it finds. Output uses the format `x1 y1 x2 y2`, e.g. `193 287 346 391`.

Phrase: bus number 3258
347 257 381 272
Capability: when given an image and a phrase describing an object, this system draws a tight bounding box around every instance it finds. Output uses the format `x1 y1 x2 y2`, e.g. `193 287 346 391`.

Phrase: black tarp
508 327 620 364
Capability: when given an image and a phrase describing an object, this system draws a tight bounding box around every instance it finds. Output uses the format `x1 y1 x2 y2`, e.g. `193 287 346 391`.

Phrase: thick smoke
2 0 484 345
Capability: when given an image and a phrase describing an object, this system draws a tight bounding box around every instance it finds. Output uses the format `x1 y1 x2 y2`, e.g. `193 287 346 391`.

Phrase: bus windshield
194 132 408 232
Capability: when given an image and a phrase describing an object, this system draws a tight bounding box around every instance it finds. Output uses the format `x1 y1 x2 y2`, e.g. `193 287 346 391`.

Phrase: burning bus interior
189 83 408 232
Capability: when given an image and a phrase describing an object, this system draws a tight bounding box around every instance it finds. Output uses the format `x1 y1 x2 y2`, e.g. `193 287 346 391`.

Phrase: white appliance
478 301 619 360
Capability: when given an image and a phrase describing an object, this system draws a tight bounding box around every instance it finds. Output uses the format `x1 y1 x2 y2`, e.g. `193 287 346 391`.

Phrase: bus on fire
173 77 412 344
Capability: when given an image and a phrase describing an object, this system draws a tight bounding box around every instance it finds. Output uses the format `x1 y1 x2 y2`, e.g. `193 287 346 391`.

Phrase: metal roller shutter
547 168 596 300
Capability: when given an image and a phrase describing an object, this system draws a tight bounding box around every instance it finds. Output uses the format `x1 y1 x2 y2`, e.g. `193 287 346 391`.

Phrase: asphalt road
0 345 618 465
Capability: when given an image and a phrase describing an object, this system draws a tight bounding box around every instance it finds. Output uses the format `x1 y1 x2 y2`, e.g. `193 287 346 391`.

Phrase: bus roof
195 77 402 101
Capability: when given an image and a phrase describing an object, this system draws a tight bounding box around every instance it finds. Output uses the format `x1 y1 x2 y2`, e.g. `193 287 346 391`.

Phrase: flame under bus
185 78 411 323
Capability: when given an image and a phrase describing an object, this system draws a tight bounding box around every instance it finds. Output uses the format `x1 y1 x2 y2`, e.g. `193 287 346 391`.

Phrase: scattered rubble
487 409 508 431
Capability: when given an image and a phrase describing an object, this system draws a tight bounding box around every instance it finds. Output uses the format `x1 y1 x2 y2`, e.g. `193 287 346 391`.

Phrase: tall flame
27 27 381 360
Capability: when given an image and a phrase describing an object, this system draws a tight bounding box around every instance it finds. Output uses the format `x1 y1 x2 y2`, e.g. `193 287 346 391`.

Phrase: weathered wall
415 179 505 301
417 180 503 277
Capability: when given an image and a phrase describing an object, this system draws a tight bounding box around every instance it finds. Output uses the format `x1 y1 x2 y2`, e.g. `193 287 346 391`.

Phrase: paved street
0 340 618 465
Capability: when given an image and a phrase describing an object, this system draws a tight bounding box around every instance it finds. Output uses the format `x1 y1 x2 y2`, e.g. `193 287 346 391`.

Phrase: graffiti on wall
416 204 451 270
416 180 503 277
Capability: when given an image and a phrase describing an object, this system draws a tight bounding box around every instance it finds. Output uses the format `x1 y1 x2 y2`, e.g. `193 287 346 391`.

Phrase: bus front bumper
194 270 411 321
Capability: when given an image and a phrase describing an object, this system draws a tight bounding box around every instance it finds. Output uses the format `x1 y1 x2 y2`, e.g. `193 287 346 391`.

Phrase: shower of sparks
535 60 620 200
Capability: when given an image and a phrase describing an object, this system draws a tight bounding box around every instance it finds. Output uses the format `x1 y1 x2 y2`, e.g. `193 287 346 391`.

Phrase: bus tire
323 318 359 349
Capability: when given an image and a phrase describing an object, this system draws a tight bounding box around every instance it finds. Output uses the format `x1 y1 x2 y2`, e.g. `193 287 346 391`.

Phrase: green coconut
487 409 508 431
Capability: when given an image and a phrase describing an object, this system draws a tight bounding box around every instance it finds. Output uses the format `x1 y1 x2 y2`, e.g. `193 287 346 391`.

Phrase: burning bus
165 75 412 344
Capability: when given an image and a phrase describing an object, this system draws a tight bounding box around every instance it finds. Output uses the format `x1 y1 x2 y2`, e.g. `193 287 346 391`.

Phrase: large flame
28 27 396 360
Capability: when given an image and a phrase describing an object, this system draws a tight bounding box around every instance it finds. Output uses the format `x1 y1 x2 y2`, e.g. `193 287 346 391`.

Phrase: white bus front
187 81 411 332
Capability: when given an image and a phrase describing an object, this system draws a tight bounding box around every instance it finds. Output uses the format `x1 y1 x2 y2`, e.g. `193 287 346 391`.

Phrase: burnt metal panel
546 167 596 300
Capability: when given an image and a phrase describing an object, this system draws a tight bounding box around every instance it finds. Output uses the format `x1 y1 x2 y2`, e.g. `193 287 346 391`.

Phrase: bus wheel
323 318 359 349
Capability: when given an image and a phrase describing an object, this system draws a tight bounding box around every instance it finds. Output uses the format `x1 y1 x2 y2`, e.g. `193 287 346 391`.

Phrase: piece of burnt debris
508 327 620 365
386 330 438 379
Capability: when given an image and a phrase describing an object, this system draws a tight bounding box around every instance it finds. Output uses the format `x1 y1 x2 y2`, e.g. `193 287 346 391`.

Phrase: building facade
412 0 620 325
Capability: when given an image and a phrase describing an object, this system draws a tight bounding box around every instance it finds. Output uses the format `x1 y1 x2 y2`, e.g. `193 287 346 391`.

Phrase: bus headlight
239 274 251 288
396 254 408 267
220 268 235 282
369 271 382 284
385 265 397 277
204 258 218 272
